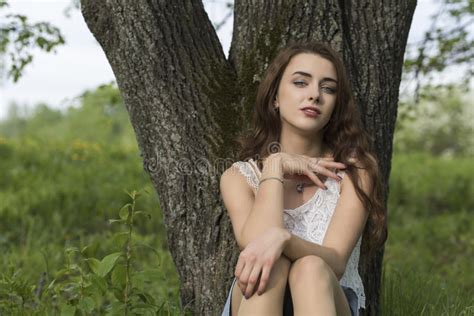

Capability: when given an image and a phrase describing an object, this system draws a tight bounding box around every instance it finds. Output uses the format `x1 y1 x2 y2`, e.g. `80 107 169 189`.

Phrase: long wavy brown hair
236 41 387 256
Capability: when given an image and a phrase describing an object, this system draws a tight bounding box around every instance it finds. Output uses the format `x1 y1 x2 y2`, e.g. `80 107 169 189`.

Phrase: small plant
0 189 177 315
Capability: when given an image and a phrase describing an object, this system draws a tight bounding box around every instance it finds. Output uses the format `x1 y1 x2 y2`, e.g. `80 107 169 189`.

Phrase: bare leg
232 256 291 316
231 281 243 316
288 255 351 316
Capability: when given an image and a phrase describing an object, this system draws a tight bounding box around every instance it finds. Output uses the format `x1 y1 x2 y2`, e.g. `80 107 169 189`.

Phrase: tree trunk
80 0 416 314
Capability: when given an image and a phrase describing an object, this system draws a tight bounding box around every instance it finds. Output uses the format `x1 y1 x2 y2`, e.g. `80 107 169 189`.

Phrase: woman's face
275 53 338 135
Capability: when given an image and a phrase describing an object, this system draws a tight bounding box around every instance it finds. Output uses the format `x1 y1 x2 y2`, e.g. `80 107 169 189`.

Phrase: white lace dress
231 158 366 310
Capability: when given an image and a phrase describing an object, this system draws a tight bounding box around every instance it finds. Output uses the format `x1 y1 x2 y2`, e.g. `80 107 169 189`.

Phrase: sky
0 0 455 120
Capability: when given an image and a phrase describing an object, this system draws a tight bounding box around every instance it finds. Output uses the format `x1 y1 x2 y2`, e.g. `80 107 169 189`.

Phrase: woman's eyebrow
292 71 338 83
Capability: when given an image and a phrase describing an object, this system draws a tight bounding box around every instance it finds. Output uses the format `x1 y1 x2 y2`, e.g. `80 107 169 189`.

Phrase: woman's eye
321 87 336 94
293 81 307 87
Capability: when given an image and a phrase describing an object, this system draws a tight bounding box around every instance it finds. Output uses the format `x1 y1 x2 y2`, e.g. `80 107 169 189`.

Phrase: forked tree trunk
80 1 416 314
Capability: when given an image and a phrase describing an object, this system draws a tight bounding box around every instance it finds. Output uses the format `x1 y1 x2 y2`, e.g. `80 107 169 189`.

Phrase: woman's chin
281 117 327 135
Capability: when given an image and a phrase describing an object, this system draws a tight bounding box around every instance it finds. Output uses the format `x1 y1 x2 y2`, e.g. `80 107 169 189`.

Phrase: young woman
219 41 386 316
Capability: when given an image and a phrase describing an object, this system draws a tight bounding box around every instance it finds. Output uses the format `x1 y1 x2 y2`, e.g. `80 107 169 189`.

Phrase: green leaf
55 268 71 279
36 36 47 49
136 292 156 305
111 231 129 248
85 258 100 275
134 211 152 220
123 189 134 199
113 288 125 302
107 301 126 315
60 304 76 316
130 302 158 313
98 252 122 277
46 279 56 291
109 218 125 224
81 241 99 258
78 296 95 313
90 274 107 294
111 264 126 289
119 203 132 220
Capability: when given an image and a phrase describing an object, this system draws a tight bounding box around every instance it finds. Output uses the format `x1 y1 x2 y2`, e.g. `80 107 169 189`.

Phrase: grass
382 152 474 315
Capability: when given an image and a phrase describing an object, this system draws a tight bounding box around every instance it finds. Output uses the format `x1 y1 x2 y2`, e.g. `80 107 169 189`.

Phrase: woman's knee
288 255 333 289
260 255 291 291
256 255 290 291
273 255 291 275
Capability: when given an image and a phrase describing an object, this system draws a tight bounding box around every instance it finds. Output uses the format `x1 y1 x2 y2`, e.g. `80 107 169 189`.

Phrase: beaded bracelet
258 176 284 186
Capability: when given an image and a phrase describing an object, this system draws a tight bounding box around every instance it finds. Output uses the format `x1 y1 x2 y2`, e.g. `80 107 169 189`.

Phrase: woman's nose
309 89 320 103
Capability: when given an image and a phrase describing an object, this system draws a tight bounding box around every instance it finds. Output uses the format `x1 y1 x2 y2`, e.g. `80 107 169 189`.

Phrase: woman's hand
264 152 346 190
235 227 291 299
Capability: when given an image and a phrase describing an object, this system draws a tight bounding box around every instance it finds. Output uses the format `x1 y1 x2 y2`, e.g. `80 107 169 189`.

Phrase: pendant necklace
296 183 305 193
294 154 326 193
283 179 310 193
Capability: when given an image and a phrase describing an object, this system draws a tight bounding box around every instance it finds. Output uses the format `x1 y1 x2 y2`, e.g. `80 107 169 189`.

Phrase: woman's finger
237 279 243 293
320 157 334 161
308 160 335 180
304 169 327 189
238 262 253 294
244 264 262 299
234 258 245 279
315 166 340 182
256 263 272 295
319 160 346 170
312 158 346 170
310 161 342 182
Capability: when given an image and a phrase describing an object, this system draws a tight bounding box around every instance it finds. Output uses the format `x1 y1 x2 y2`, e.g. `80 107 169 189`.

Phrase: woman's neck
279 128 327 158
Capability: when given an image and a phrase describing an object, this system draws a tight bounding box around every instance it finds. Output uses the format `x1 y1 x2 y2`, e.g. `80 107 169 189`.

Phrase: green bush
388 152 474 217
0 85 183 313
0 190 184 315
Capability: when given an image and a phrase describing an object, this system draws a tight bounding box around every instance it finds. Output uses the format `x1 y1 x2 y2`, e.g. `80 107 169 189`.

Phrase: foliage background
0 0 473 314
0 83 472 314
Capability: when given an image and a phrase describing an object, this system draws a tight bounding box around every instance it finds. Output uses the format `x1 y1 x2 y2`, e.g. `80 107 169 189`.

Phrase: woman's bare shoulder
220 164 256 249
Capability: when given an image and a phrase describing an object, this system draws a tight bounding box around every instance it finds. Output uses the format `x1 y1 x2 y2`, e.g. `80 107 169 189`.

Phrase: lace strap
248 159 262 177
231 161 259 190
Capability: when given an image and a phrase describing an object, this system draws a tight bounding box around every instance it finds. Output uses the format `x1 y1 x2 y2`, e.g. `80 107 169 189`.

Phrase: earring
273 99 280 113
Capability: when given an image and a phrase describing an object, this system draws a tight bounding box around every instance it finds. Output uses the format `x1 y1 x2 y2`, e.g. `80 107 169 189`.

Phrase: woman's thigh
282 284 355 316
230 278 243 316
287 255 352 316
333 282 352 316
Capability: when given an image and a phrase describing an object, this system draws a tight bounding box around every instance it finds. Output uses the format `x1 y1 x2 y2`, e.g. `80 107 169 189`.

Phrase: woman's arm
220 153 286 250
239 154 287 246
282 167 371 279
220 154 290 298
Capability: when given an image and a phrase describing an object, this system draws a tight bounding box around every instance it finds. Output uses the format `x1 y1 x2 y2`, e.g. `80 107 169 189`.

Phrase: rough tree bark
80 0 416 314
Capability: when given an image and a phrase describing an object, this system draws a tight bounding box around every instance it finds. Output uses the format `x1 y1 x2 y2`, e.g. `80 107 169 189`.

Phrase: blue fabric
221 277 360 316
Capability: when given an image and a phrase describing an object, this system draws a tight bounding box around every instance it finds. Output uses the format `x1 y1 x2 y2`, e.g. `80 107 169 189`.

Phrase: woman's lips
301 108 320 117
